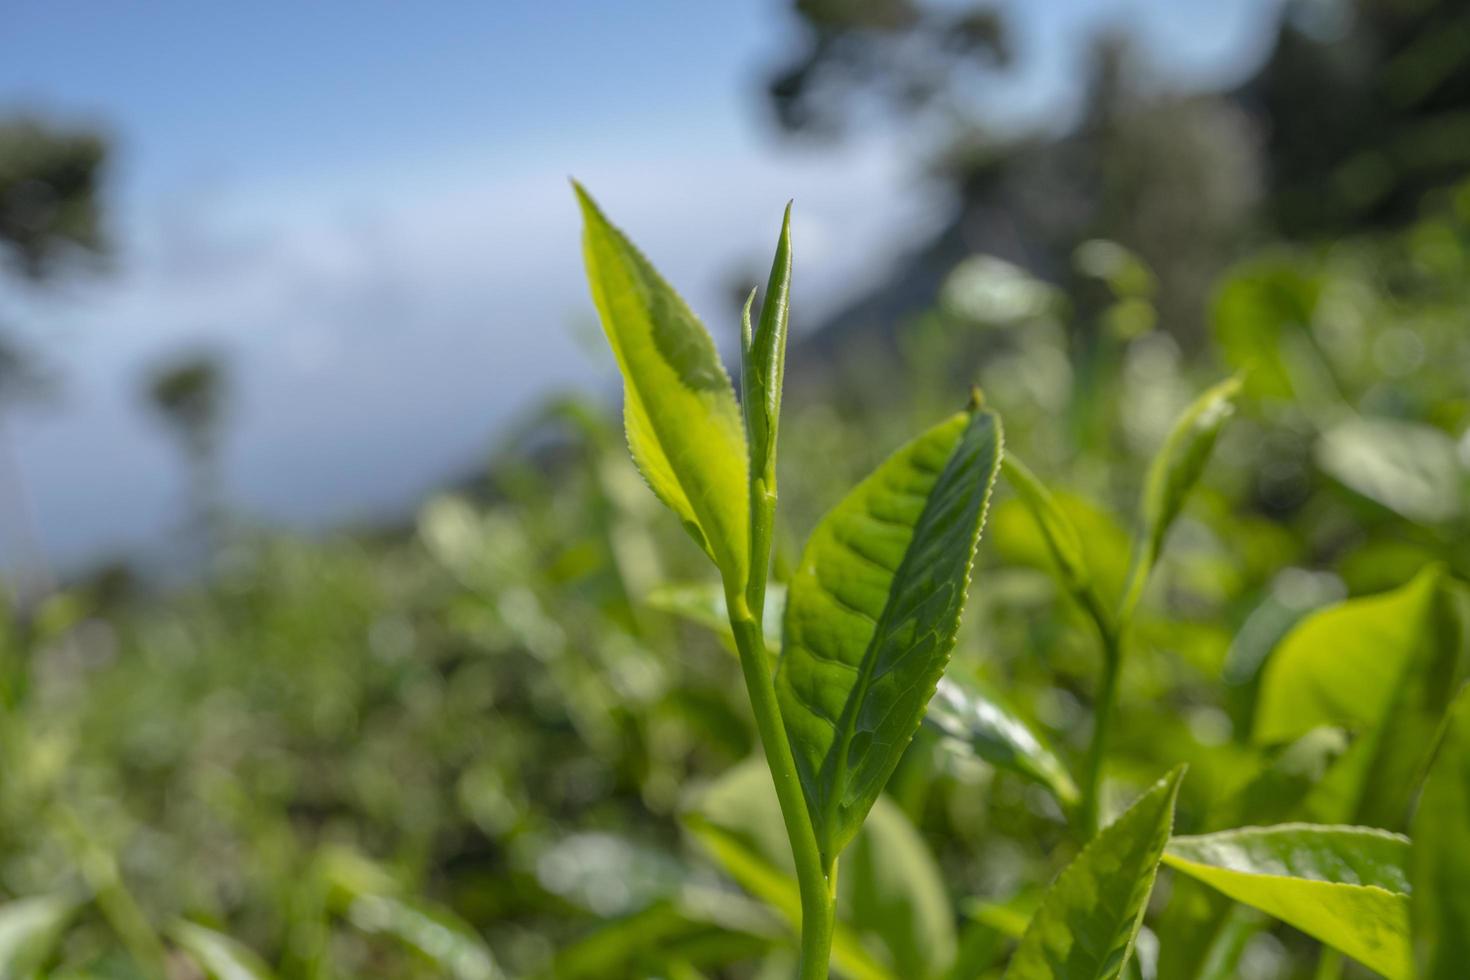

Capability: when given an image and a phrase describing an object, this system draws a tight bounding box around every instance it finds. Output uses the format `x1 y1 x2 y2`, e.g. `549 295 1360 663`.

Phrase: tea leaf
0 894 77 977
171 920 277 980
575 184 749 583
646 581 786 654
1003 766 1183 980
741 202 792 513
689 757 953 978
1164 824 1411 979
776 404 1003 859
1123 376 1241 618
1001 456 1091 598
1317 415 1466 526
927 672 1079 809
1411 686 1470 979
1254 565 1447 745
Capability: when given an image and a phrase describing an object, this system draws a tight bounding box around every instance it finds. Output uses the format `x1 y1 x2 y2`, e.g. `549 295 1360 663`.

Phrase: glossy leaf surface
1164 824 1411 979
1411 686 1470 979
927 672 1079 808
1003 767 1183 980
576 184 749 581
776 405 1003 859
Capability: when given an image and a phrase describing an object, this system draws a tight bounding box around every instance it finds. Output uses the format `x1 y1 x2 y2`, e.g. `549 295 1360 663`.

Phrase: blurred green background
1 1 1468 977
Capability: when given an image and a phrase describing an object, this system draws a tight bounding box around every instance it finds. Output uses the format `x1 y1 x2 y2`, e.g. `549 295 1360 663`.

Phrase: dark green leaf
1411 685 1470 979
1003 767 1183 980
1164 824 1411 979
575 184 749 582
927 671 1079 809
776 404 1003 859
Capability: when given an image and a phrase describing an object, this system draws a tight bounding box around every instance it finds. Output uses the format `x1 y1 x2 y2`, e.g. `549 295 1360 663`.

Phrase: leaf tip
967 386 986 411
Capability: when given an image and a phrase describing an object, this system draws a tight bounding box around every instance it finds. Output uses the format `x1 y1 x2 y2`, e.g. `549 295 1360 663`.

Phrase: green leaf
1163 824 1412 980
322 848 502 980
170 920 276 980
0 894 77 977
1254 565 1448 745
575 184 749 582
1123 376 1241 618
1001 456 1092 599
776 404 1003 859
741 202 792 504
927 671 1079 809
1003 767 1183 980
1411 685 1470 979
1317 415 1466 526
688 757 950 979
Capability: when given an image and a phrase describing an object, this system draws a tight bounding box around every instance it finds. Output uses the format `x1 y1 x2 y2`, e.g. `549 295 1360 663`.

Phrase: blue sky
0 1 1284 572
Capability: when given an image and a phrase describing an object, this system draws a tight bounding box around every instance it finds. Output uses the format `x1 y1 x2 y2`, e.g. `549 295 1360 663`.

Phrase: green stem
727 596 834 979
1078 601 1122 838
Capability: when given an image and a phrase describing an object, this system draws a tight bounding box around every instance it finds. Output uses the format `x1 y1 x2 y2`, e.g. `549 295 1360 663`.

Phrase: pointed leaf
1164 824 1411 979
776 405 1003 859
171 920 276 980
741 203 792 497
1003 767 1183 980
927 672 1079 809
1254 565 1448 745
1411 685 1470 979
576 184 749 581
1123 376 1240 617
1001 456 1090 597
0 894 77 977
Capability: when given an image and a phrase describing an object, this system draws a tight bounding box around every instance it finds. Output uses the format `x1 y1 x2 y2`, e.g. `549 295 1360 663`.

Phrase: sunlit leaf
576 183 749 582
1003 767 1183 980
0 894 77 978
927 671 1079 809
741 202 792 512
688 757 949 979
776 403 1003 860
170 920 276 980
1317 415 1466 526
1164 824 1411 980
1411 685 1470 979
1254 565 1448 745
1123 376 1241 618
1001 456 1091 598
645 581 785 654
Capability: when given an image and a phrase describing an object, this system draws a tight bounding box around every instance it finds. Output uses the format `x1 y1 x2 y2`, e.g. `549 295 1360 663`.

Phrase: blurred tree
145 354 229 553
762 0 1470 344
0 117 108 603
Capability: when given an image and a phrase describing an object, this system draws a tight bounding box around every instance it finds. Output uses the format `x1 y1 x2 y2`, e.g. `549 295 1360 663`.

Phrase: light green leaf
1254 565 1446 745
576 184 749 582
1001 456 1091 598
927 671 1079 809
645 581 785 654
1003 767 1183 980
1164 824 1412 980
990 490 1132 609
1411 685 1470 979
1317 415 1466 526
741 202 792 507
0 894 77 977
776 404 1003 859
170 920 276 980
1123 376 1241 618
688 757 950 979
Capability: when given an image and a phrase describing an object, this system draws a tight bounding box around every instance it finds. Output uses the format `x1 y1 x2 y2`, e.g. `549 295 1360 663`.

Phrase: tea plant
574 185 1470 979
